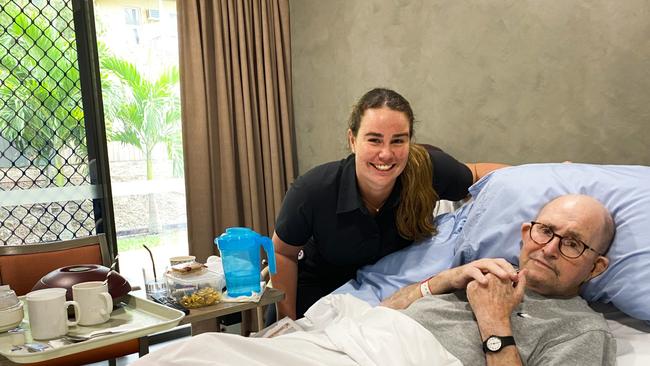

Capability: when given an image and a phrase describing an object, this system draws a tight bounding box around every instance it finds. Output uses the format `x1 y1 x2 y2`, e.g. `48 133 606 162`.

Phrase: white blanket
132 294 461 366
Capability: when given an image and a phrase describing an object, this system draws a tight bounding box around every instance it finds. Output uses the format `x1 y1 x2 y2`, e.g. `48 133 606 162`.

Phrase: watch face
486 336 502 351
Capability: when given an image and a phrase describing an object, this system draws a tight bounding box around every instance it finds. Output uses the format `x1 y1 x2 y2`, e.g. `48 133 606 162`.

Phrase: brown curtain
176 0 296 261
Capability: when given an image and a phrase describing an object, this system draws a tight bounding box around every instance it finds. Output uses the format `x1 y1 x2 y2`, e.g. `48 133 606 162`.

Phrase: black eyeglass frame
529 221 605 259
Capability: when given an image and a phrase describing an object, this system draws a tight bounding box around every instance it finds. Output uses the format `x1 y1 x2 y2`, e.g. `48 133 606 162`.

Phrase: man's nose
542 236 562 258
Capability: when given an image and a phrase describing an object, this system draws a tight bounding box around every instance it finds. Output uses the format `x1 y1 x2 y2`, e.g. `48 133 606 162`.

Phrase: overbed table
0 288 284 364
0 294 184 365
178 287 285 335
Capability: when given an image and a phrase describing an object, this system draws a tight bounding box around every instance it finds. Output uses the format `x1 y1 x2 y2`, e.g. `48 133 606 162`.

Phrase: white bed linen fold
132 294 461 366
590 302 650 366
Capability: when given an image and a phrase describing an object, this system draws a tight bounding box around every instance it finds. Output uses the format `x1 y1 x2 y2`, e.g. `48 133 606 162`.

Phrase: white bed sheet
593 303 650 366
131 294 461 366
129 294 647 365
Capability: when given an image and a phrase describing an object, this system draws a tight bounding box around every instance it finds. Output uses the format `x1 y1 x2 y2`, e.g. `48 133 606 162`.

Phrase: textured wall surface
290 0 650 173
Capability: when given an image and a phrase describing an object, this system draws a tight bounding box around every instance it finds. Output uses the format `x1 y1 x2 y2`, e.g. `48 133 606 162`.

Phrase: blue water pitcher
214 227 277 297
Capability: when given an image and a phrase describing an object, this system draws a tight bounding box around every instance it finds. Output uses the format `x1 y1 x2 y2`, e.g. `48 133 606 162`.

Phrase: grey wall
290 0 650 173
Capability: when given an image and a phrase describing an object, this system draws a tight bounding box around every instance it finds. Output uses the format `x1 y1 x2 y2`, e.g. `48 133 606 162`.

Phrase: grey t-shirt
400 291 616 365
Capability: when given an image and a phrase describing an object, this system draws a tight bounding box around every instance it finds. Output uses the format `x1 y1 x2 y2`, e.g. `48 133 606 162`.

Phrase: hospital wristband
419 279 433 297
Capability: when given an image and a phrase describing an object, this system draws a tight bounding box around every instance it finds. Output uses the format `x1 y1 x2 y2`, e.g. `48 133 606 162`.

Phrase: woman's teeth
373 164 392 171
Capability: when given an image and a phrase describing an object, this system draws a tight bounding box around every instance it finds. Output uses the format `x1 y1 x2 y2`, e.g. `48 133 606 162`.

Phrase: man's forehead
537 197 604 239
539 196 599 219
537 219 586 239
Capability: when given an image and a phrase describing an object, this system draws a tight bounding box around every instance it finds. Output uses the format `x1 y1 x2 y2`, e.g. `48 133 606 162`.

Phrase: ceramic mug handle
100 292 113 321
65 300 80 327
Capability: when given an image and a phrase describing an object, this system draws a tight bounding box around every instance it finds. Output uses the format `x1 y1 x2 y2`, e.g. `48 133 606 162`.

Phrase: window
1 0 187 292
96 0 187 288
0 0 114 249
124 7 140 25
146 9 160 21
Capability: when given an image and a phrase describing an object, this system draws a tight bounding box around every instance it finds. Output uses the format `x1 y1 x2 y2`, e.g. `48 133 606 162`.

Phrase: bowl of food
165 263 223 309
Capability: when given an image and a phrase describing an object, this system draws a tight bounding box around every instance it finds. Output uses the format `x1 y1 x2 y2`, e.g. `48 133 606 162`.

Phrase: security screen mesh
0 0 97 244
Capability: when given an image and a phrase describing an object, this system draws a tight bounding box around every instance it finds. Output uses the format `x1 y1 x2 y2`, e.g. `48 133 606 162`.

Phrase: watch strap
482 335 516 353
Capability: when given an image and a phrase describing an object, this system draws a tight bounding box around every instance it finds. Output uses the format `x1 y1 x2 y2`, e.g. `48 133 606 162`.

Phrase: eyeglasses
529 221 604 259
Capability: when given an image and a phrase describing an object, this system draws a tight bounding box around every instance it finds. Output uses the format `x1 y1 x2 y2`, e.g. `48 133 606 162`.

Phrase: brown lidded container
31 264 131 302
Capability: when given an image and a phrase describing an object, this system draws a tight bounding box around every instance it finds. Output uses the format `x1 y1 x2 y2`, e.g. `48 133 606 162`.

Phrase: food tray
0 294 184 364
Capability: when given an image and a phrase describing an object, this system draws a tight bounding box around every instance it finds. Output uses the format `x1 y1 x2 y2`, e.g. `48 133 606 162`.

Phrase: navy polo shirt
274 149 472 315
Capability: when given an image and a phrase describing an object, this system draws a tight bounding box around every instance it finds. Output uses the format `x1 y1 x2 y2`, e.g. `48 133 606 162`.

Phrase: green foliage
117 232 162 252
116 229 186 252
0 1 86 173
100 54 183 179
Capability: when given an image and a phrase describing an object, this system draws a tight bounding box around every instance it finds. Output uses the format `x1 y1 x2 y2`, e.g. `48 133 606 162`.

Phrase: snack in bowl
165 264 223 309
170 261 206 274
179 287 221 308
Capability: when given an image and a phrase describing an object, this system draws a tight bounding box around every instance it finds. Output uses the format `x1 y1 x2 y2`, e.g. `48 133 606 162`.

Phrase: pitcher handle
261 236 277 274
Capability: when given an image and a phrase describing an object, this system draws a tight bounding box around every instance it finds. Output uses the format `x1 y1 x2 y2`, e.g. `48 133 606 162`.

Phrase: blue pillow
456 163 650 322
334 208 469 305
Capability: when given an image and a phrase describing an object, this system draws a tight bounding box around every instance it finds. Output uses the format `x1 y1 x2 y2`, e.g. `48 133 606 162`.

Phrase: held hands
381 258 520 310
444 258 519 292
466 269 527 329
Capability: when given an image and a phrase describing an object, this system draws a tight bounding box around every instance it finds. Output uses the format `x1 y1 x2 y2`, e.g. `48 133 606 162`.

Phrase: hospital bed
134 163 650 366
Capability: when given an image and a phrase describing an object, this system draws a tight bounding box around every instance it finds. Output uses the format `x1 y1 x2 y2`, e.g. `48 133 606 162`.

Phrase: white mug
26 288 79 340
72 281 113 326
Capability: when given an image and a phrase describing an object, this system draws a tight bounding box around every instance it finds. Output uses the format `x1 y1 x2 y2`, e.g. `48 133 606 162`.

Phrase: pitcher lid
225 227 256 236
214 227 259 245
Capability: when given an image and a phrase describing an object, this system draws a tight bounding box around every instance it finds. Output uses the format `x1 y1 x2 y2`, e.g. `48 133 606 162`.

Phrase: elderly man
382 194 616 365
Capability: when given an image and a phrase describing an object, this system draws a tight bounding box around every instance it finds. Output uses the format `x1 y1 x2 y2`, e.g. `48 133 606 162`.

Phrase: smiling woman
348 107 411 216
269 88 508 322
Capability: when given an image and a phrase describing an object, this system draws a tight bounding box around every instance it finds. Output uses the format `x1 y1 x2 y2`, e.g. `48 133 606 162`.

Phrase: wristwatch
482 335 516 353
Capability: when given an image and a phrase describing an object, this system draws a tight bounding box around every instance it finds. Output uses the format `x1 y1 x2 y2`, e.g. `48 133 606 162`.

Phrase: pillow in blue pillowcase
334 207 470 305
455 163 650 322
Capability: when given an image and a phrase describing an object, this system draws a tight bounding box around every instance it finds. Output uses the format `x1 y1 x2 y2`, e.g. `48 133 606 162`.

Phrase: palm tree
100 55 182 234
0 2 85 187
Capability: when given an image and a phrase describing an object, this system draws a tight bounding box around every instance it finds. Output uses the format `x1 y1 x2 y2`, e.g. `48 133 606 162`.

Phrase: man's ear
347 129 356 153
588 256 610 281
521 222 531 241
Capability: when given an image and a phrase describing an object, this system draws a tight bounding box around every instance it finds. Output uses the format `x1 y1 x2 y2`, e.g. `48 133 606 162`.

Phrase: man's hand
466 270 527 366
466 270 527 336
444 258 519 292
381 258 519 310
380 284 422 309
